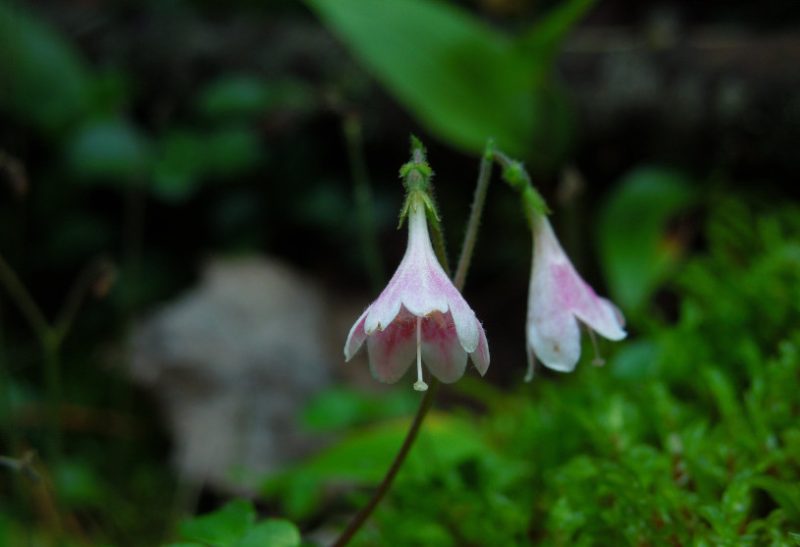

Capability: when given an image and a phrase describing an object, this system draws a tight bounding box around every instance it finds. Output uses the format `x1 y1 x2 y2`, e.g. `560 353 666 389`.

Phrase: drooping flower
344 200 489 391
526 215 626 380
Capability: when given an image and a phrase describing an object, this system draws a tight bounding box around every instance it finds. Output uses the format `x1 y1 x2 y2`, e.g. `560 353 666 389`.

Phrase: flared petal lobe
419 312 468 383
344 308 369 361
366 313 417 382
469 325 490 376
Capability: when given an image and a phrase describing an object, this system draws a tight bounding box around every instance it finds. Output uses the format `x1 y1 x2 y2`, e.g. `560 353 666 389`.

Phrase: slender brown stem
0 253 50 341
331 380 439 547
53 258 113 345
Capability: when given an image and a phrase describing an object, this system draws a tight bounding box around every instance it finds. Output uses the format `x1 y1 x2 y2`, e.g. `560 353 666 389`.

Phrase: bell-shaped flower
344 201 489 391
526 215 626 379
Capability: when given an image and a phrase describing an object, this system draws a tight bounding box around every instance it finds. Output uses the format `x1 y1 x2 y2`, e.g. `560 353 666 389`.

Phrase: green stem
454 147 493 290
54 258 112 345
42 336 62 463
332 146 491 547
491 150 549 226
343 115 385 292
0 253 50 342
0 306 20 452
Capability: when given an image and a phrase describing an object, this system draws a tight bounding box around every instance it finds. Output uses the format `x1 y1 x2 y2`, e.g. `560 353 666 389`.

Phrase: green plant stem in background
0 308 20 453
0 254 111 465
344 115 385 293
0 254 50 342
42 336 62 460
123 184 146 290
332 149 491 546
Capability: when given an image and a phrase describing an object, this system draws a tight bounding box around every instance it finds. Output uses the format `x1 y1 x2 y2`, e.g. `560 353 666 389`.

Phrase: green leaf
196 76 316 122
67 118 152 183
152 127 261 202
197 76 273 120
305 0 541 158
264 413 486 519
238 519 301 547
301 387 416 431
179 500 256 546
0 2 92 133
597 167 697 312
54 459 107 509
203 128 261 176
520 0 596 57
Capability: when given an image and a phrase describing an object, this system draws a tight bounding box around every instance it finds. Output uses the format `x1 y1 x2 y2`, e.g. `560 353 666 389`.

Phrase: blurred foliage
306 0 593 166
171 500 300 547
597 166 698 315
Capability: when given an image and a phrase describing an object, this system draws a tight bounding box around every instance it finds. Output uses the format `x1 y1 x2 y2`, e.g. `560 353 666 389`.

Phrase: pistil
413 316 428 391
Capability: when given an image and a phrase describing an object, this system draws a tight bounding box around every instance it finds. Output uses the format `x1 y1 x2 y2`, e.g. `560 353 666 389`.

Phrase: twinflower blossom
526 215 626 379
344 201 489 391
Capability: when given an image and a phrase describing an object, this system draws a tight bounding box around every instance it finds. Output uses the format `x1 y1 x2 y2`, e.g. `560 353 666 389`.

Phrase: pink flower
526 215 626 379
344 202 490 391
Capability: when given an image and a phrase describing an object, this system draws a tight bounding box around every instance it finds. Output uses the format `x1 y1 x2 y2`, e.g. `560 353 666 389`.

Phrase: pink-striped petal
366 314 416 383
420 312 468 383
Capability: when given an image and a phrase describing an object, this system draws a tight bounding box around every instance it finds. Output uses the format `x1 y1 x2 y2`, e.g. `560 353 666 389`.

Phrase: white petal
469 322 490 376
344 308 369 361
449 294 479 353
364 280 403 334
527 308 582 372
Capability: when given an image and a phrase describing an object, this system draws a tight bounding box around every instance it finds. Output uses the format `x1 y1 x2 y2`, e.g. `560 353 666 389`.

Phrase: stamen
587 329 605 367
413 316 428 391
524 346 535 382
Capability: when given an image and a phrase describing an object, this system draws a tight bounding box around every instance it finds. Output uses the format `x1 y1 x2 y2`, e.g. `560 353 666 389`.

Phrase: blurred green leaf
597 167 697 312
0 2 91 133
264 413 486 519
302 387 416 431
179 500 255 545
54 459 107 509
520 0 596 57
239 519 301 547
204 128 261 176
197 76 273 120
196 76 316 122
609 339 660 380
306 0 545 158
152 130 207 201
67 118 152 183
153 127 261 202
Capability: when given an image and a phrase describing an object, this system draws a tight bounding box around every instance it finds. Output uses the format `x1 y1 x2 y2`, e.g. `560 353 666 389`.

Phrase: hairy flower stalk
525 213 627 380
344 194 490 390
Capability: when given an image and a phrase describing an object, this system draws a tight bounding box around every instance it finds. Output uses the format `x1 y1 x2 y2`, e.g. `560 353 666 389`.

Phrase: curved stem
331 379 439 547
54 258 113 345
331 146 493 546
454 151 493 290
0 253 50 341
